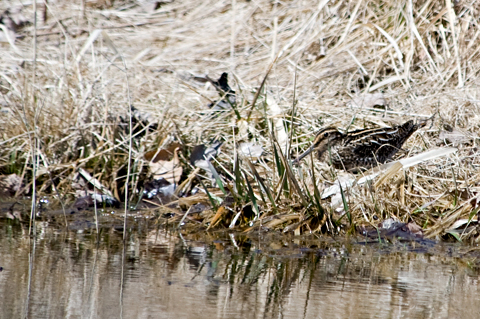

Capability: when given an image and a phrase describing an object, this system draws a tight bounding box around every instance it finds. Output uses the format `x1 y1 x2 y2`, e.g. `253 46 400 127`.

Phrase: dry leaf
145 142 181 162
208 206 228 230
149 148 182 184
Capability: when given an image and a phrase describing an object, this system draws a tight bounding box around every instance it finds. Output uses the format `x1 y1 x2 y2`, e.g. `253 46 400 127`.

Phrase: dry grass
1 0 480 241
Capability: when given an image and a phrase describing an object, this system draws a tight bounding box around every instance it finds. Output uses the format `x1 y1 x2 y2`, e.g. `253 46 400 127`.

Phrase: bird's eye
324 132 329 138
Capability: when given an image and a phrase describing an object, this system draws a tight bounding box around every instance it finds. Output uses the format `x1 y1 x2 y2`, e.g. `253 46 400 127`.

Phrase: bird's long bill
293 145 315 164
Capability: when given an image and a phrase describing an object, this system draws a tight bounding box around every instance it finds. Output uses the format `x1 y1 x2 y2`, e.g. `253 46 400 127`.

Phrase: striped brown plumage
294 119 429 171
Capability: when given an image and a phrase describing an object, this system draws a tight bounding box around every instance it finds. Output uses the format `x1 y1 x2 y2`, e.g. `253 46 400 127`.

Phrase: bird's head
294 127 344 164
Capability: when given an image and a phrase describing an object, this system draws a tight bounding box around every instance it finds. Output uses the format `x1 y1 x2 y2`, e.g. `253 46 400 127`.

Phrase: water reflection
1 220 480 319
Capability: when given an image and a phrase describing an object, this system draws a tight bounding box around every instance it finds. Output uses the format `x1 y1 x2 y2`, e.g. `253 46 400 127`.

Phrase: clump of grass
0 1 479 241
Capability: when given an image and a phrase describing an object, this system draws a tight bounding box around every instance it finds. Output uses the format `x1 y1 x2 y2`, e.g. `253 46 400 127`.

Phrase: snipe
294 118 431 171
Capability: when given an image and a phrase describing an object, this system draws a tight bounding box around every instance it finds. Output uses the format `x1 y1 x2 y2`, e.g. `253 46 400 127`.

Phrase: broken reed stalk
246 57 277 121
121 62 133 242
28 0 39 235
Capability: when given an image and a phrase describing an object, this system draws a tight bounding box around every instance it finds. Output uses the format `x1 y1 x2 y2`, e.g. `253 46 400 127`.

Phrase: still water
1 219 480 319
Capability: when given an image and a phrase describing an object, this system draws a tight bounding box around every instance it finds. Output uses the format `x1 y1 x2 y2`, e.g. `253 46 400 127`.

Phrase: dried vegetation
1 0 480 241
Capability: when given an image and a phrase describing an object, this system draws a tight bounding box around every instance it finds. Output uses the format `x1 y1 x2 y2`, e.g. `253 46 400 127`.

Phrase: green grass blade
243 170 260 219
234 153 245 198
339 183 351 225
207 161 226 195
246 160 276 209
197 177 218 211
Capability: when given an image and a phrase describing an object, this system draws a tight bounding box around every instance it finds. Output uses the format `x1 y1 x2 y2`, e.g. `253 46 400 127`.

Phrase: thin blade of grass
196 176 218 211
310 154 326 220
246 160 276 210
243 170 260 220
273 138 308 206
207 161 227 195
339 182 351 226
234 153 245 198
246 58 277 121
